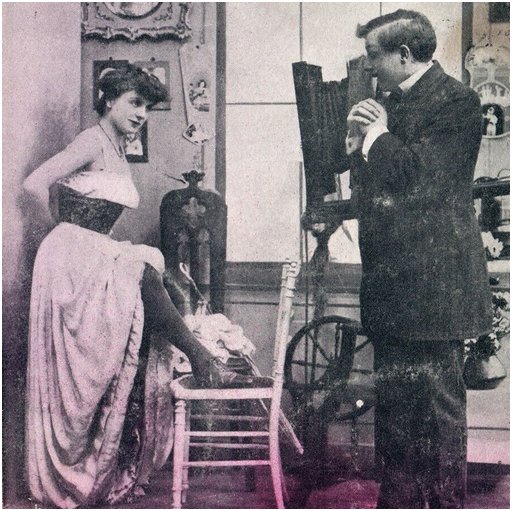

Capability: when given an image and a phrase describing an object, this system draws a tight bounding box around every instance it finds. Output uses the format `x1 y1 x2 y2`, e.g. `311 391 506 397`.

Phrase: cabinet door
467 330 509 464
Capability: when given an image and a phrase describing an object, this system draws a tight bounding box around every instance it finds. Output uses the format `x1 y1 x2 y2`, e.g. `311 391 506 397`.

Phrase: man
347 10 492 508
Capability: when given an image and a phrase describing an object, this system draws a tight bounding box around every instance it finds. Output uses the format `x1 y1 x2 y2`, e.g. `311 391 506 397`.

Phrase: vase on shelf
463 354 507 390
160 169 227 314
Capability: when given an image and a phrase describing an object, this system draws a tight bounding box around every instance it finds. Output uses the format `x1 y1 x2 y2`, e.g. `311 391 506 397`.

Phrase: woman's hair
357 9 436 62
96 63 168 116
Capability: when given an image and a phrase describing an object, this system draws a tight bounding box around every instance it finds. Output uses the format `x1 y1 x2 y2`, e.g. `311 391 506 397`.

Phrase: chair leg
269 437 285 509
240 400 256 492
182 405 191 504
173 399 187 509
244 465 257 493
278 451 289 503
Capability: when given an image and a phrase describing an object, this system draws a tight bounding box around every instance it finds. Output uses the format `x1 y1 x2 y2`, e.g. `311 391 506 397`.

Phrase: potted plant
464 291 510 390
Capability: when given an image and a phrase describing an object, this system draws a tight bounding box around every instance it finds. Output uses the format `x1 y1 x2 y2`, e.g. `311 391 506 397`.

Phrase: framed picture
465 45 510 139
473 176 510 262
178 44 215 145
125 123 148 163
82 2 192 41
93 59 128 112
134 60 171 110
489 3 510 23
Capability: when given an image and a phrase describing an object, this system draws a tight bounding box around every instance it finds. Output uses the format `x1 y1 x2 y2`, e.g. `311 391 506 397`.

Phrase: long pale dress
25 126 174 508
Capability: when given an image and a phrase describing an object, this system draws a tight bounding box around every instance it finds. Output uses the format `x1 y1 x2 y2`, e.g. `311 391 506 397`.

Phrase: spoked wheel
284 315 375 445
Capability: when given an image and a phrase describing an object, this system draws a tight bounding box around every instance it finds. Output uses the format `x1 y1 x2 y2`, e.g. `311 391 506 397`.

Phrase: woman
23 65 251 508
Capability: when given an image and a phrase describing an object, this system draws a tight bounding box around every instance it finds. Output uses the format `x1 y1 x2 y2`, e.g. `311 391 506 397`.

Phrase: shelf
299 180 510 233
472 179 510 199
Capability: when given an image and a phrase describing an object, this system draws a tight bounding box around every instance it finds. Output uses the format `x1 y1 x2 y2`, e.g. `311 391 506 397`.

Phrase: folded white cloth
172 313 257 373
184 313 256 363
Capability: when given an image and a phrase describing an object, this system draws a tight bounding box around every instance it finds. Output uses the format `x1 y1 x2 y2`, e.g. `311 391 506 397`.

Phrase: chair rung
191 414 268 422
189 442 269 449
187 431 270 438
172 387 273 400
185 459 271 468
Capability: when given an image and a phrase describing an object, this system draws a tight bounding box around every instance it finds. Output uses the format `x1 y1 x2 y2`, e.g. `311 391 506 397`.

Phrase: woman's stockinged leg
141 264 214 379
141 264 264 387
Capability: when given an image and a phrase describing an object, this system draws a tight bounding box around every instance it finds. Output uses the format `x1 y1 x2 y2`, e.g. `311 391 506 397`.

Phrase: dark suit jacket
351 62 493 341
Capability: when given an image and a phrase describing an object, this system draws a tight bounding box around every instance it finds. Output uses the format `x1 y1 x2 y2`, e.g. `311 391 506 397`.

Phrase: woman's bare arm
23 129 101 216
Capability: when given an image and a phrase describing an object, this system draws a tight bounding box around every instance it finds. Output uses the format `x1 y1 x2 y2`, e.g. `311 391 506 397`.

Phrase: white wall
3 3 82 502
3 2 82 288
225 3 302 262
225 2 463 263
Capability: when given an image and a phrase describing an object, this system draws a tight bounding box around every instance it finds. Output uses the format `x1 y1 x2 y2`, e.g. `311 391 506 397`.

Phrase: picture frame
473 176 510 262
133 60 171 110
93 59 129 112
489 3 510 23
81 2 192 41
465 45 510 139
125 123 148 163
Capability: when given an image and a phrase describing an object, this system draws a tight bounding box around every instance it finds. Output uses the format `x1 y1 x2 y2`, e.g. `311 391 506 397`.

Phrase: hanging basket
463 354 507 390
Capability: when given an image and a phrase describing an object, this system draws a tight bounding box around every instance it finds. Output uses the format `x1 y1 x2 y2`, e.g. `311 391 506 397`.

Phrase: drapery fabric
26 222 173 508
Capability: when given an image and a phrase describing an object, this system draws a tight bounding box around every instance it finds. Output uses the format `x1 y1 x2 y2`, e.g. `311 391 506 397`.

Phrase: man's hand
347 99 388 137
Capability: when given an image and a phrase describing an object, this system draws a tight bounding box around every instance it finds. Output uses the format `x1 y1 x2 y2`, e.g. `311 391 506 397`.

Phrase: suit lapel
387 61 446 135
404 61 445 102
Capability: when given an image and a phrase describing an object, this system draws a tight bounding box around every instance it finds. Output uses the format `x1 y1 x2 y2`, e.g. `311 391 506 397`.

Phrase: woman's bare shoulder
67 125 103 156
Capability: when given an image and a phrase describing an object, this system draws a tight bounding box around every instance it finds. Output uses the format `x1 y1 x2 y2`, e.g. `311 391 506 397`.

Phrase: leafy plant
465 291 510 359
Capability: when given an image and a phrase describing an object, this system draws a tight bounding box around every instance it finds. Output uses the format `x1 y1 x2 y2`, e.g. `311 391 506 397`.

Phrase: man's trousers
372 336 467 509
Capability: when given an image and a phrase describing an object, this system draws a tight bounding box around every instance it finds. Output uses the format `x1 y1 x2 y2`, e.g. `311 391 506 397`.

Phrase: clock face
104 2 161 19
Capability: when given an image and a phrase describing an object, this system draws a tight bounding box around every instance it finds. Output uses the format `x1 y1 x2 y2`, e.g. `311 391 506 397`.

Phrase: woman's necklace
99 122 125 159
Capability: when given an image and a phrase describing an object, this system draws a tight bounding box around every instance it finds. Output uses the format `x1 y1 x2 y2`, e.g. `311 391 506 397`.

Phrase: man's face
364 26 404 91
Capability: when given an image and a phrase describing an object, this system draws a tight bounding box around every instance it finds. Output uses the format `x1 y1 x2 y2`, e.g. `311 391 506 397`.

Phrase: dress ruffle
25 223 172 508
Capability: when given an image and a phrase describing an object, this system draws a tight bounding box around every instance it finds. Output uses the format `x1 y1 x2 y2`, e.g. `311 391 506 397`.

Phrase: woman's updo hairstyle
96 63 168 116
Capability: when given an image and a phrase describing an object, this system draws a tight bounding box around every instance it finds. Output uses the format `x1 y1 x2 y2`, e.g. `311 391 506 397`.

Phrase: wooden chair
170 261 301 508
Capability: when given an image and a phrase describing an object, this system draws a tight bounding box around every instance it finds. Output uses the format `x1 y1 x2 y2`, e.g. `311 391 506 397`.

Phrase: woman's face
105 90 151 135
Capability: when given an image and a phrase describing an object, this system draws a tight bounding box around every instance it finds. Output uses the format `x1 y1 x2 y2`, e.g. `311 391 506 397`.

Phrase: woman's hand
23 175 48 207
23 181 56 225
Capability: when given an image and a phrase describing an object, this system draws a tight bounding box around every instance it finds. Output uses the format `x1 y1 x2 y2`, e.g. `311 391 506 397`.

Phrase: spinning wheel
284 315 375 442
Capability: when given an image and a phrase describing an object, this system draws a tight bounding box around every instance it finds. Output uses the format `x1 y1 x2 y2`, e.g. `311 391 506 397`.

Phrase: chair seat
170 262 301 509
171 374 274 400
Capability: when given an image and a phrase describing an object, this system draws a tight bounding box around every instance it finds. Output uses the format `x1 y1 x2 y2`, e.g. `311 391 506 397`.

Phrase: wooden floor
9 462 509 509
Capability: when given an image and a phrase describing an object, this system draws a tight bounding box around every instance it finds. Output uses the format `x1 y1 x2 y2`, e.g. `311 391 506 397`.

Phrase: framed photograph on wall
489 3 510 23
82 2 193 42
93 59 128 112
134 60 171 110
125 123 148 163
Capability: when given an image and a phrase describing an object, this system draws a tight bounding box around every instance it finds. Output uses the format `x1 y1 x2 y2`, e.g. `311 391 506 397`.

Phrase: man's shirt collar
398 61 434 93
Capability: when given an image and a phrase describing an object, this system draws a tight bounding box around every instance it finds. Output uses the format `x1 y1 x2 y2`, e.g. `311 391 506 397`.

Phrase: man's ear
399 45 411 63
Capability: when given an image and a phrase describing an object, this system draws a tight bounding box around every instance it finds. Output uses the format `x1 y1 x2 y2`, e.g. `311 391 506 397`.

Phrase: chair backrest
269 261 300 428
272 262 293 366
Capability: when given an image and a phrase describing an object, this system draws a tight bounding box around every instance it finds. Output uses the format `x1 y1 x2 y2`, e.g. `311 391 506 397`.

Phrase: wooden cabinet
467 178 510 463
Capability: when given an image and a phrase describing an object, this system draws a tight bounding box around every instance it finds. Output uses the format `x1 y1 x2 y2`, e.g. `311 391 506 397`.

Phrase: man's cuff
345 134 363 155
362 124 389 161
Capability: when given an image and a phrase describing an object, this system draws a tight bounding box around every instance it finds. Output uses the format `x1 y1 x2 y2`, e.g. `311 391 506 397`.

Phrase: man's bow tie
387 87 403 103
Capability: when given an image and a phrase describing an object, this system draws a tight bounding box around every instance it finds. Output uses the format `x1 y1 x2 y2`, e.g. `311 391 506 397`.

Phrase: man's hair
357 9 436 62
96 64 168 116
